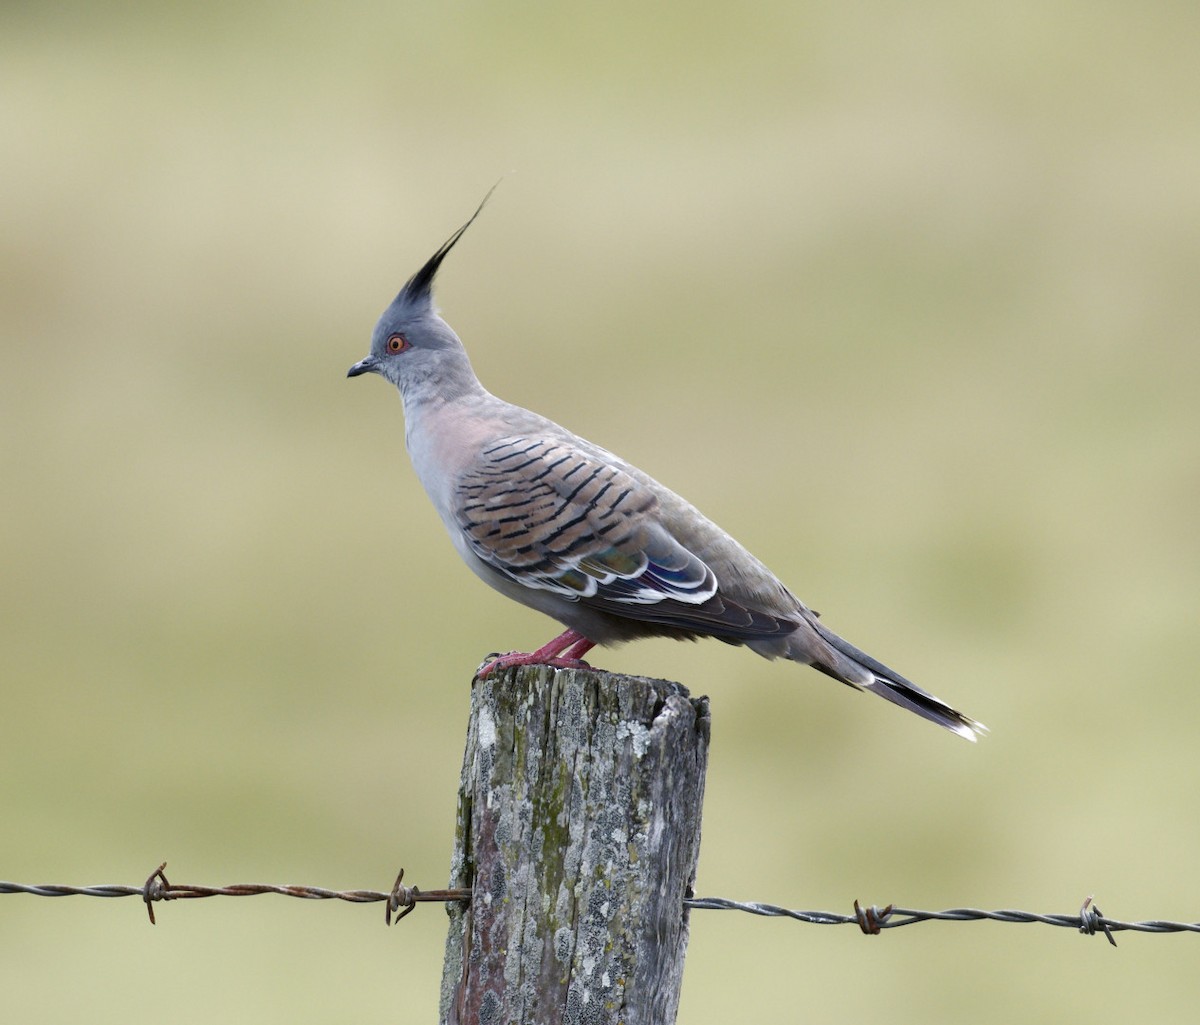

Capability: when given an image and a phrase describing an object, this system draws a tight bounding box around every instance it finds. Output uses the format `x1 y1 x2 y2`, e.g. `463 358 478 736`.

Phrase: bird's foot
476 651 593 679
474 628 597 679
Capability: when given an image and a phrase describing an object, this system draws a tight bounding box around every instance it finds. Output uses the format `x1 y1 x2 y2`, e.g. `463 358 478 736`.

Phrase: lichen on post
439 664 710 1025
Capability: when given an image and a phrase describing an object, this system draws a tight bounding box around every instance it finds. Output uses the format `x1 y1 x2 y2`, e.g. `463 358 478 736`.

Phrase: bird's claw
474 652 503 679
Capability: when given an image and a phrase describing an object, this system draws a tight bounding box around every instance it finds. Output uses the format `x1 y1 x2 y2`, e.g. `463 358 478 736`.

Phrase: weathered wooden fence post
439 664 710 1025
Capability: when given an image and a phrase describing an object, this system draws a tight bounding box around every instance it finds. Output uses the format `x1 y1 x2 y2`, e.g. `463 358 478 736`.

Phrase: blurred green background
3 2 1199 1022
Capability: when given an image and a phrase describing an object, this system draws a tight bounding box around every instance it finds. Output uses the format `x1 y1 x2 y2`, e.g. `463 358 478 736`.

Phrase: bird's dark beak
347 355 380 378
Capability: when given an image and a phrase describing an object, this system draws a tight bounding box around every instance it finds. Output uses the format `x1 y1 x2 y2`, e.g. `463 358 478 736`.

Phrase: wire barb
1079 895 1118 947
853 900 894 935
387 868 420 925
143 862 170 925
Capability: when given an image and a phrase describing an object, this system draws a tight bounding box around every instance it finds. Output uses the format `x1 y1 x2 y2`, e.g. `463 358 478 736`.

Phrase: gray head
347 192 493 401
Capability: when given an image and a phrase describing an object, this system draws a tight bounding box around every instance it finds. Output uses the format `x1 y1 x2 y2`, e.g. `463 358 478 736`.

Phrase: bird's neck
398 347 489 413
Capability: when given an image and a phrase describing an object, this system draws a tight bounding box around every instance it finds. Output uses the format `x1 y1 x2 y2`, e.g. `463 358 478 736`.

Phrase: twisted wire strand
0 864 467 926
5 868 1198 944
683 895 1200 944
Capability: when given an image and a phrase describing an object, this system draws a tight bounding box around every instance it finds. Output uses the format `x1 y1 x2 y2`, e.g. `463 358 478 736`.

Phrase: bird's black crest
398 184 498 306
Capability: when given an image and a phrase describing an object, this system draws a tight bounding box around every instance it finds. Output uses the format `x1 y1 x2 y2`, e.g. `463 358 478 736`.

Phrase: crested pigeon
348 198 984 741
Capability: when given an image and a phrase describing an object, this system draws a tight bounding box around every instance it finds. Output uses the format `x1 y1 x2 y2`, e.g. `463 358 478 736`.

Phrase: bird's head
347 189 493 398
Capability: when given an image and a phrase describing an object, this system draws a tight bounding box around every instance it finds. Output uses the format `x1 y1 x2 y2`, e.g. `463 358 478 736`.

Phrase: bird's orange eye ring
386 334 409 354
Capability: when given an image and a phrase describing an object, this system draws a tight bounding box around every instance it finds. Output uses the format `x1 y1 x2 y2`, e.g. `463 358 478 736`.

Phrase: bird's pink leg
476 628 597 678
560 635 596 661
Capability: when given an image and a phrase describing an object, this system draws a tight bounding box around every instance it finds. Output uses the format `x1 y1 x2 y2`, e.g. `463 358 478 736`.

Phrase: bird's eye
386 334 409 354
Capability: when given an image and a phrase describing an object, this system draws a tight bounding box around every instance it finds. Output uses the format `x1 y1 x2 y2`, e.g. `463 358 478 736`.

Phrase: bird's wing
454 435 795 640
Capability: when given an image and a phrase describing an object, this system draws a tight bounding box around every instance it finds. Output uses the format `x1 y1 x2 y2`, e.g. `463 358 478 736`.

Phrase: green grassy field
3 4 1199 1022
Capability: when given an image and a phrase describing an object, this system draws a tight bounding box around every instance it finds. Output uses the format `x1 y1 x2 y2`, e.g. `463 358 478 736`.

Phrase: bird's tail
803 619 986 742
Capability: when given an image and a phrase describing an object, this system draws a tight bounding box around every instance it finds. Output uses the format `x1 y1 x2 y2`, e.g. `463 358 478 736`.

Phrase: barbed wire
0 865 468 926
6 863 1200 945
686 895 1135 945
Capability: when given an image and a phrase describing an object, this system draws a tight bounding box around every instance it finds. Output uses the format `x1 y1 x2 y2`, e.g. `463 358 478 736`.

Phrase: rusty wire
0 864 469 926
4 865 1200 944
